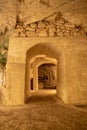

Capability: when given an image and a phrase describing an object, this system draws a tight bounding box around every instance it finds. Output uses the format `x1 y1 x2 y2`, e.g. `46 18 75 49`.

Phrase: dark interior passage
38 63 57 89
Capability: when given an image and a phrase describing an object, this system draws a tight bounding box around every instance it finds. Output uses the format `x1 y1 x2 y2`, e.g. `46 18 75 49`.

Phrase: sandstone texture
0 0 87 58
6 37 87 105
0 0 87 104
0 0 87 37
0 0 86 67
14 12 87 37
0 90 87 130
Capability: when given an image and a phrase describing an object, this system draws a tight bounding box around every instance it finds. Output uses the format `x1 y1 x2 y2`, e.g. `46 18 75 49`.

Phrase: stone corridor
0 0 87 129
0 89 87 130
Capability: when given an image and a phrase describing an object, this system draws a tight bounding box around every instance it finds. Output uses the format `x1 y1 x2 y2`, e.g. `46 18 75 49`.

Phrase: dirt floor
0 90 87 130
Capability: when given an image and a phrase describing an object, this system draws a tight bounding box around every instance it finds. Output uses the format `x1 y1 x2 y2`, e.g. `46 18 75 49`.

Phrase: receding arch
6 37 87 105
30 56 57 91
38 63 57 89
25 42 67 103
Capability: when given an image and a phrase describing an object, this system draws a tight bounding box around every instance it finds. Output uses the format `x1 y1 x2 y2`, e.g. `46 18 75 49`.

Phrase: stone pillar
6 63 25 105
33 65 38 90
56 54 67 103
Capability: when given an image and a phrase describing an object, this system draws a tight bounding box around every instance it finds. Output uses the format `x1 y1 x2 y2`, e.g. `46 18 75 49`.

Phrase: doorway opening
25 42 65 104
26 54 58 103
38 63 57 90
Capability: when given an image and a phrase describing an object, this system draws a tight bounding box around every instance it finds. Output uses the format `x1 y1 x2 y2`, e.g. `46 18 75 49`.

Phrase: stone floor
0 89 87 130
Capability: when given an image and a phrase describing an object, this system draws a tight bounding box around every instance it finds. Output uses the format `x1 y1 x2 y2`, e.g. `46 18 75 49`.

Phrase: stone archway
38 63 57 89
25 55 58 103
25 42 66 103
29 56 57 91
6 37 87 105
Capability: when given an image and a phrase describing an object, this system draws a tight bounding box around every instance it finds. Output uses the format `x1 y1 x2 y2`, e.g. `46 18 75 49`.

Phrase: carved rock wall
14 13 87 37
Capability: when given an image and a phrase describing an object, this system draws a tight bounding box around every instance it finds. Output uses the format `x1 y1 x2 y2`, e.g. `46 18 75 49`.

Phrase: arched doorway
29 55 57 91
6 37 87 105
25 42 66 103
38 63 57 89
25 55 58 103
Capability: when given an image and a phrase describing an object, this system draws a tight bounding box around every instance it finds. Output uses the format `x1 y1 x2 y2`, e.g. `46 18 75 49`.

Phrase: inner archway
38 63 57 89
26 56 57 104
29 55 57 91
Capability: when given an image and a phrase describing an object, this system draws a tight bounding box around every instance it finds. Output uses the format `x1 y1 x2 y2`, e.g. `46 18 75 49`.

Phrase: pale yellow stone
6 37 87 105
38 21 46 28
44 12 60 21
20 32 25 37
25 31 36 37
65 23 75 29
25 26 35 31
49 27 56 32
38 29 48 36
74 31 81 36
57 32 64 36
49 31 56 36
30 23 37 28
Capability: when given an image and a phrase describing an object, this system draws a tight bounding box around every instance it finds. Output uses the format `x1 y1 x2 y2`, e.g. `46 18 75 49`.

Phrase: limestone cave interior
0 0 87 130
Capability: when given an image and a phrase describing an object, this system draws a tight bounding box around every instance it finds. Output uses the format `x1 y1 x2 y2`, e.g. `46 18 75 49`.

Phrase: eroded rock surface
0 0 87 103
0 0 87 36
14 12 87 37
0 90 87 130
0 0 86 63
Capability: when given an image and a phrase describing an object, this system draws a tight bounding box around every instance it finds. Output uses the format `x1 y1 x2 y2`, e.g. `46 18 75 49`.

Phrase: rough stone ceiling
0 0 87 34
